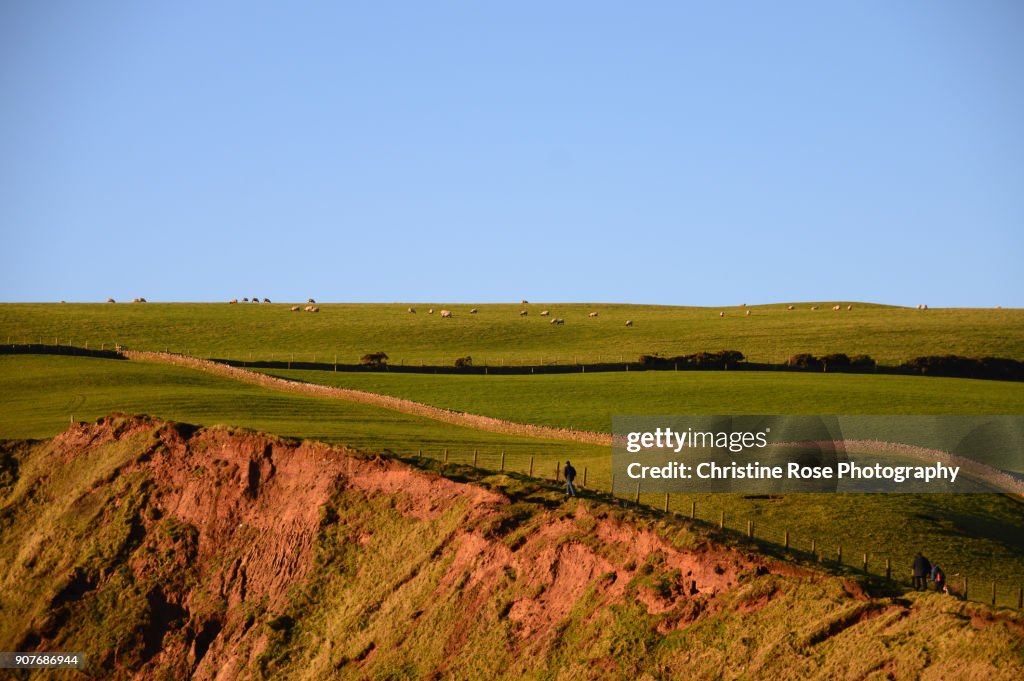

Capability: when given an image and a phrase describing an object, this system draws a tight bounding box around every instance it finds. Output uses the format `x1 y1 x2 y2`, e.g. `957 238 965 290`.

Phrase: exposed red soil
18 416 781 679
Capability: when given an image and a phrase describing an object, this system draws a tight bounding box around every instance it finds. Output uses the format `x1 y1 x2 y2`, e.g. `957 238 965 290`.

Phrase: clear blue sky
1 1 1021 306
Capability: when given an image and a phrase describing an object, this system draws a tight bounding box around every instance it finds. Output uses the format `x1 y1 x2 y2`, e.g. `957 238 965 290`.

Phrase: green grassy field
0 355 604 464
3 353 1024 600
2 301 1022 365
256 368 1024 433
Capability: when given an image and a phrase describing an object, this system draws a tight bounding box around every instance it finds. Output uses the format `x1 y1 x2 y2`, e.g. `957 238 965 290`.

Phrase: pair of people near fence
912 553 947 593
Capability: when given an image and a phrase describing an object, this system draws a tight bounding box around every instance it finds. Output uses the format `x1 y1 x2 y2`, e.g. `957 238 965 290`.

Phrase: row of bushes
901 355 1024 381
358 348 1023 380
785 353 877 370
638 351 746 370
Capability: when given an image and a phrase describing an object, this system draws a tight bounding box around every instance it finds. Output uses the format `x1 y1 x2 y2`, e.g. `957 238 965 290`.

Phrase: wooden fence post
555 463 560 482
664 493 669 513
691 501 696 520
500 451 505 472
747 520 753 538
784 530 789 549
582 467 587 488
611 473 615 494
634 481 641 504
837 546 842 565
885 558 891 580
417 449 421 458
473 450 478 468
862 553 868 573
529 456 534 477
1017 586 1022 610
719 511 725 529
992 581 997 606
810 539 816 560
964 576 969 600
443 448 448 464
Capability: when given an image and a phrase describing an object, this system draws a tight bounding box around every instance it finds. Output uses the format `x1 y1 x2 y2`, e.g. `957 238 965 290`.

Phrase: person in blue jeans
564 461 577 497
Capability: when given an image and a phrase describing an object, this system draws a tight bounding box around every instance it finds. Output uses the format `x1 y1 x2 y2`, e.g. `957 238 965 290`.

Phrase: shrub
821 353 850 368
360 351 388 367
786 353 821 369
454 356 473 368
850 354 876 369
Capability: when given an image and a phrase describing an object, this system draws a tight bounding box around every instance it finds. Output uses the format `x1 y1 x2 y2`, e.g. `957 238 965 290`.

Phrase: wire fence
407 447 1024 611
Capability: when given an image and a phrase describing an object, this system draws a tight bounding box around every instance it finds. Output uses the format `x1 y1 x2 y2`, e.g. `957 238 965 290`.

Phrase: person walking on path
563 461 578 497
912 552 931 591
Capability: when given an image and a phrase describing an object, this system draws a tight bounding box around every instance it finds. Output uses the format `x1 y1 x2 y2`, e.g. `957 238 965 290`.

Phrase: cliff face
1 416 1022 680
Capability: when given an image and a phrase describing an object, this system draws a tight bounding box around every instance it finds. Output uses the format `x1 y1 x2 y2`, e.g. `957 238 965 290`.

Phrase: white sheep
540 310 550 316
470 308 478 314
520 310 528 316
291 305 301 312
625 320 633 327
832 305 841 311
745 309 751 316
408 307 416 313
719 311 725 317
440 309 452 318
787 305 794 310
588 312 598 318
229 299 238 304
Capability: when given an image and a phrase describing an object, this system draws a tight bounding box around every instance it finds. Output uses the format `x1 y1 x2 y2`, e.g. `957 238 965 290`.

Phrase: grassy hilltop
2 301 1022 365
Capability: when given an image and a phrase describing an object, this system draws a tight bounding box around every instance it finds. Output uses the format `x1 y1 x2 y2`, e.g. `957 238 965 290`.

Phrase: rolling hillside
2 302 1021 365
2 417 1022 680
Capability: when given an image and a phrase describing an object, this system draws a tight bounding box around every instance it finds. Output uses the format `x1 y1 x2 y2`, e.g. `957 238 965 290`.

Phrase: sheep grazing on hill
251 297 260 303
132 297 146 303
428 308 434 314
308 298 316 304
470 308 478 314
832 305 841 311
847 304 853 310
408 307 416 314
106 298 116 303
588 312 599 318
229 299 238 304
739 303 746 307
540 310 550 316
810 306 818 310
625 320 633 327
304 305 313 312
520 299 529 304
263 298 271 303
719 311 725 317
745 309 751 316
520 310 528 316
787 305 795 310
440 309 452 318
291 305 301 312
551 318 565 325
242 297 249 302
309 306 320 313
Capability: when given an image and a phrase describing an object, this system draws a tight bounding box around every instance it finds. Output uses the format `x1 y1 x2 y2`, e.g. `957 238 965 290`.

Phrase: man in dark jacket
912 552 931 590
564 461 577 497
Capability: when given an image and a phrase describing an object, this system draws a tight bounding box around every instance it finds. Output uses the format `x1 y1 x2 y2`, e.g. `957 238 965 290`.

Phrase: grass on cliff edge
2 429 1023 680
1 301 1022 365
